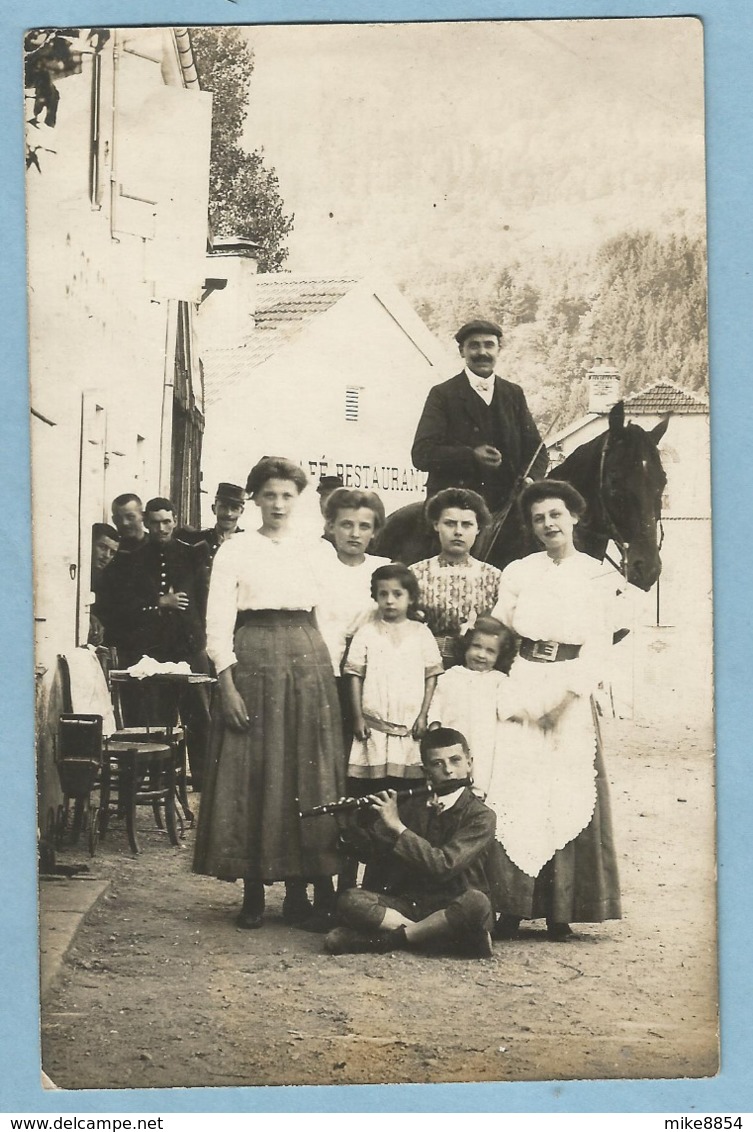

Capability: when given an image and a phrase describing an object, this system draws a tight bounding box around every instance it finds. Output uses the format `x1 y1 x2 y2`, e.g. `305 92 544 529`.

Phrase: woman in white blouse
490 480 621 942
193 457 344 929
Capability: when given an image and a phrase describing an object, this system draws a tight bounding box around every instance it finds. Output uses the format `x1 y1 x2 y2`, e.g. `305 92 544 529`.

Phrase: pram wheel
70 796 85 845
88 805 100 857
54 803 67 848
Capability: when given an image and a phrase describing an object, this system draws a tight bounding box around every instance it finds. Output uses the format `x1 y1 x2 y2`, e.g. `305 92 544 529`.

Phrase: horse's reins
597 431 630 580
483 425 559 562
482 441 545 566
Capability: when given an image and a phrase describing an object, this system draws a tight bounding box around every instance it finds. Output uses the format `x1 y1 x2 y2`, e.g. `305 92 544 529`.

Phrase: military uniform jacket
346 787 504 908
411 372 548 506
96 538 209 661
176 526 244 561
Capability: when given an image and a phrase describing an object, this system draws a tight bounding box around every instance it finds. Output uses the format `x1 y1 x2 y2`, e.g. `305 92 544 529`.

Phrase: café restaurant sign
304 458 428 495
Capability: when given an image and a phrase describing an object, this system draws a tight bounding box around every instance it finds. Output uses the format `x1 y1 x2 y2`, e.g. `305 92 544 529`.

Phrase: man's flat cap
215 482 246 505
454 319 503 345
317 474 345 494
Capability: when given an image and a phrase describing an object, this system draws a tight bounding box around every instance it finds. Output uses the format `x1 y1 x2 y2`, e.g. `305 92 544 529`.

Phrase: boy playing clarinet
324 727 502 958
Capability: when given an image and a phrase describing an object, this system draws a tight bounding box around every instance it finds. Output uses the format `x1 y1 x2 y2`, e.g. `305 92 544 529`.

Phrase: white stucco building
197 248 457 535
25 26 212 829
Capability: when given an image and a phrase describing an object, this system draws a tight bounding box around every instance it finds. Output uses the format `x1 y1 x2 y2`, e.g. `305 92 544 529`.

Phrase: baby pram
54 713 103 857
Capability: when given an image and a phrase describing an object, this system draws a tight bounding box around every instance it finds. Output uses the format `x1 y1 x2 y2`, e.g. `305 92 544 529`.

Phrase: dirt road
41 716 718 1089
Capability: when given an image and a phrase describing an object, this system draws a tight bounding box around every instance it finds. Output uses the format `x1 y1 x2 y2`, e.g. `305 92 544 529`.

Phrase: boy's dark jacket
342 786 505 910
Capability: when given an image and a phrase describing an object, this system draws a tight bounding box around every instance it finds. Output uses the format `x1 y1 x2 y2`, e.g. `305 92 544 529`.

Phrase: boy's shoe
373 925 408 952
324 925 407 954
299 910 336 934
324 926 381 954
456 927 494 959
494 915 521 941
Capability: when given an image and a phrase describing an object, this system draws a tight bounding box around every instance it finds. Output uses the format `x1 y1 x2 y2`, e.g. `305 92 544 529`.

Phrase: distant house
548 372 712 721
26 27 212 835
197 247 456 533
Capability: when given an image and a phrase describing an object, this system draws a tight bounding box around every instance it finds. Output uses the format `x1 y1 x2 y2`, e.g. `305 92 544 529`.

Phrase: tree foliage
403 229 708 431
190 26 294 272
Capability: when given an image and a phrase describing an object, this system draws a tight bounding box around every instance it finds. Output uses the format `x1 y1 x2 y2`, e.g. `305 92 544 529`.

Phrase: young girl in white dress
427 614 519 803
345 564 444 788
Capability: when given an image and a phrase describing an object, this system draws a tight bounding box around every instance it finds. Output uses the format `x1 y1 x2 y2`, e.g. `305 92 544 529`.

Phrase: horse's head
552 401 668 590
596 401 668 591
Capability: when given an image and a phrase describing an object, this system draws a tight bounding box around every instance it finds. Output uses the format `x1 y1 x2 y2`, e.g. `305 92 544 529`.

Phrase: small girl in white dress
428 614 519 802
344 564 444 786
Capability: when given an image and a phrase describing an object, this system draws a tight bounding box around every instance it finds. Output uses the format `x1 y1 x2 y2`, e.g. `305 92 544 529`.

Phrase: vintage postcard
26 19 717 1090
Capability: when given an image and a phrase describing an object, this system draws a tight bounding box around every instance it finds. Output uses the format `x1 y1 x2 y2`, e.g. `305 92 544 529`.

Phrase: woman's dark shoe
235 908 264 929
283 897 314 924
546 921 574 942
283 879 314 925
236 880 265 929
302 876 337 931
494 915 522 941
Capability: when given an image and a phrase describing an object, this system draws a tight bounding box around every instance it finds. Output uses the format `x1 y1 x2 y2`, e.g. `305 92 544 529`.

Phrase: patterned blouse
410 555 503 662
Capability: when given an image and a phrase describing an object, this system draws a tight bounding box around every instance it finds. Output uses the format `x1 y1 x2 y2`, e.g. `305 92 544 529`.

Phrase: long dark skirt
193 612 345 881
495 742 622 924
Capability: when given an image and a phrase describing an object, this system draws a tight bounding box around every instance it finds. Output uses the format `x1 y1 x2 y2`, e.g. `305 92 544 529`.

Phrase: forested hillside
401 227 708 431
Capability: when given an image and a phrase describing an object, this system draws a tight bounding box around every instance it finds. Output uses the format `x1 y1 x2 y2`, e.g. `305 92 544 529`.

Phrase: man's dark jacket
96 538 209 662
342 787 505 910
411 372 548 507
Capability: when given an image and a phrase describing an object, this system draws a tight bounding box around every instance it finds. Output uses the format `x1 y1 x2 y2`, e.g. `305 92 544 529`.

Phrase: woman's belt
519 637 581 663
236 608 313 628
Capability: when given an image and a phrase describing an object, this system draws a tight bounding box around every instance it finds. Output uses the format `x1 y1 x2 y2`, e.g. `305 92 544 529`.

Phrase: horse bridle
597 431 664 583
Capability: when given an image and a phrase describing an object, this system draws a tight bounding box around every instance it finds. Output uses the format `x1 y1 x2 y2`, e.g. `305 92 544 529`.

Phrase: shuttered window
345 387 360 422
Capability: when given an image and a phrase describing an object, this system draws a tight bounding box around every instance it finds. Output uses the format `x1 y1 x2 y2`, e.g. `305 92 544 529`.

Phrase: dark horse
373 401 669 592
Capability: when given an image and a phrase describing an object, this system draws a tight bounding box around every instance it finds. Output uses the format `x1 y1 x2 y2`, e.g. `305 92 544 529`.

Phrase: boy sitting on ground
324 727 501 958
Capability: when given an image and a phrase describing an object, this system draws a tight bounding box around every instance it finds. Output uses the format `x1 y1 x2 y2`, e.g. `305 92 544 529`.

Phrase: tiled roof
203 275 359 407
254 275 358 326
622 380 708 415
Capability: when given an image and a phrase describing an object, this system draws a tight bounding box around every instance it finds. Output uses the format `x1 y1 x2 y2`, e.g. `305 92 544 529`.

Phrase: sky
240 18 706 278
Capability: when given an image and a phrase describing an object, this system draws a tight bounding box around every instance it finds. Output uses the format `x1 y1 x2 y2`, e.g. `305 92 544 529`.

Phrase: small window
345 387 360 422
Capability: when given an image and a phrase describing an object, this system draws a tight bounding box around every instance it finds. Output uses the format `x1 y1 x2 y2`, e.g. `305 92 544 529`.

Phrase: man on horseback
411 319 548 510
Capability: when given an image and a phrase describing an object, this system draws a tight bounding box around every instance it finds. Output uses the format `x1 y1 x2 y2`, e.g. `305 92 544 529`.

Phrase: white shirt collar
426 785 466 812
464 367 496 405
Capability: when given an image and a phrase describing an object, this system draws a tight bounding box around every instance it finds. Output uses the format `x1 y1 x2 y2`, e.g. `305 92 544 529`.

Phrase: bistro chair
102 648 193 827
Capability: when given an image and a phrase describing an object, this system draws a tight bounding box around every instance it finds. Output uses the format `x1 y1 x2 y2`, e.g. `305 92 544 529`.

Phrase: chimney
587 356 621 414
197 237 259 349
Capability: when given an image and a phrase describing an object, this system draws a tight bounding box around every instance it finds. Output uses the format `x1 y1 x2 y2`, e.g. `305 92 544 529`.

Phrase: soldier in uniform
411 319 548 511
177 481 246 565
97 497 212 789
88 522 120 646
111 493 148 554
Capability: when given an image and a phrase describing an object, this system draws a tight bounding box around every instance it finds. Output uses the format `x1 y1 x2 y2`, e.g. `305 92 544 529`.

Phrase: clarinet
299 778 473 819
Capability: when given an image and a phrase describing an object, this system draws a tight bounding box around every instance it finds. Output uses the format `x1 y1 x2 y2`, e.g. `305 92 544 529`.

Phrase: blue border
3 0 752 1114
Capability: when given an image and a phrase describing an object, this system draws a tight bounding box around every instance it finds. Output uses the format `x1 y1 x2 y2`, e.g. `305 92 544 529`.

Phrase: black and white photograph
26 18 717 1090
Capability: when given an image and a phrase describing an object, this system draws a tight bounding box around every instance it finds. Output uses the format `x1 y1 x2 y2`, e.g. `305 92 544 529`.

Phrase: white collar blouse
205 529 336 674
